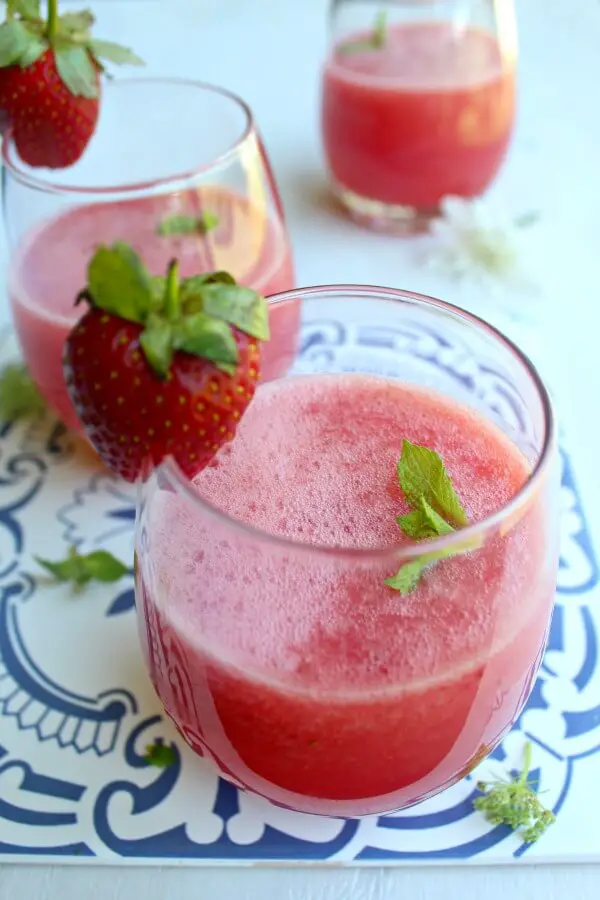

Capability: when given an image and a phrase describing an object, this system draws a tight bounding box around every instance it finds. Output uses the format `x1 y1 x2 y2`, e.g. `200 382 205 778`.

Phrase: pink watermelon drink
322 20 515 218
136 362 557 816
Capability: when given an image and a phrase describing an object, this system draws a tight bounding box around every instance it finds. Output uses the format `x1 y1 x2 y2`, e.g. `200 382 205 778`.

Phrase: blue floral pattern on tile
0 319 597 863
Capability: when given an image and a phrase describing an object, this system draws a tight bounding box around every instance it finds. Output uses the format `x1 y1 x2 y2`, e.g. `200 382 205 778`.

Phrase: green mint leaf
139 316 174 379
396 507 430 539
200 210 219 232
388 442 476 594
157 216 197 237
172 312 238 375
156 212 219 237
386 533 480 595
86 242 154 324
88 38 144 67
143 741 177 769
54 43 98 98
474 742 555 843
385 545 458 596
419 498 455 535
36 549 91 588
0 19 32 67
338 39 379 54
397 439 469 527
372 10 388 47
35 546 129 589
397 497 454 539
385 558 429 595
0 363 46 422
77 551 130 582
193 283 270 342
339 9 388 54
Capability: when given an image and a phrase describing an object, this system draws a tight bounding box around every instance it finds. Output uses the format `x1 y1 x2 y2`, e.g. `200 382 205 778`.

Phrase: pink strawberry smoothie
9 187 295 432
137 373 556 816
322 22 515 209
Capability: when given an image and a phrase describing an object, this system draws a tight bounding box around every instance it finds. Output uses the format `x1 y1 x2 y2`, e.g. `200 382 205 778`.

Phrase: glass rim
154 284 556 563
1 77 255 197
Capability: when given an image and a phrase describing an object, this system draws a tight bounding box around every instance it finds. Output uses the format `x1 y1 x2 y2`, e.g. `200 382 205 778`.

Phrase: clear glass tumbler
321 0 518 233
2 77 295 432
135 285 558 817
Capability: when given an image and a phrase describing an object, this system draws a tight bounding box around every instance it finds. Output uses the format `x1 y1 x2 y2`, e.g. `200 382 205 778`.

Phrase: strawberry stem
6 1 14 21
47 0 58 41
163 259 180 321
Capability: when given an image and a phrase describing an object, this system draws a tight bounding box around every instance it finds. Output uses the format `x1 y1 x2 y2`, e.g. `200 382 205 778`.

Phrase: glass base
330 178 439 236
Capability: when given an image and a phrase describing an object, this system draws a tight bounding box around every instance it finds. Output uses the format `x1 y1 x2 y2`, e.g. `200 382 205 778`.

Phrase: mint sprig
386 440 478 595
35 546 130 590
339 10 388 54
143 741 177 769
397 496 454 539
397 440 469 527
0 363 47 422
156 211 219 237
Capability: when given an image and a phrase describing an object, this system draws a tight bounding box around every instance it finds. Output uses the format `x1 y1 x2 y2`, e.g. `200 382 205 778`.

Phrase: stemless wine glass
135 285 559 818
1 78 295 432
321 0 518 232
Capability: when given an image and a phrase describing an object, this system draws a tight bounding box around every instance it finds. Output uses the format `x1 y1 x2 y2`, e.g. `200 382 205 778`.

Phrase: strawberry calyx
75 241 270 380
0 0 143 99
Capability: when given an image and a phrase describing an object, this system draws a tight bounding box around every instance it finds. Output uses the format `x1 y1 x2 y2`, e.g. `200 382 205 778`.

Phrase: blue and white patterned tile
0 318 598 865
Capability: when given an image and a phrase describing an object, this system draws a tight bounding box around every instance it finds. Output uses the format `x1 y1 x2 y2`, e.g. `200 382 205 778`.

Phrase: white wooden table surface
0 0 598 897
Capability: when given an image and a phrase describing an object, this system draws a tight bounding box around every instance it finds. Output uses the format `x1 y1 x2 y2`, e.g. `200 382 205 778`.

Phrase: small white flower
426 195 537 291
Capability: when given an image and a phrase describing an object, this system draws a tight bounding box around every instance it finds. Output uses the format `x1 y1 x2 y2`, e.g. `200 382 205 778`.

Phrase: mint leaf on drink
397 439 469 527
386 533 478 595
385 557 429 594
199 210 219 232
386 441 478 595
339 9 388 54
372 10 387 47
35 546 130 590
143 741 177 769
157 211 219 237
474 741 555 843
397 496 454 539
0 363 47 422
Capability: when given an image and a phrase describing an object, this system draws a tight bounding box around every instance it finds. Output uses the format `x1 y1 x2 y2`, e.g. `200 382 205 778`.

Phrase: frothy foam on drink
148 374 545 694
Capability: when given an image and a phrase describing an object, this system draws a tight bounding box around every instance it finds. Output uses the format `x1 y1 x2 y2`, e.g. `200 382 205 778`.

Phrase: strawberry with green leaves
63 243 270 482
0 0 143 168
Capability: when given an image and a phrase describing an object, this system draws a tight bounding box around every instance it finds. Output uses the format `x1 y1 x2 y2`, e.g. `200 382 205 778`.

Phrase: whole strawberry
63 243 270 482
0 1 143 167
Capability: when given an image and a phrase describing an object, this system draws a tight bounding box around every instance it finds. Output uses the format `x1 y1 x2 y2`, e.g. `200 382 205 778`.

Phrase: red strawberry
1 49 100 168
0 2 143 167
63 243 270 482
